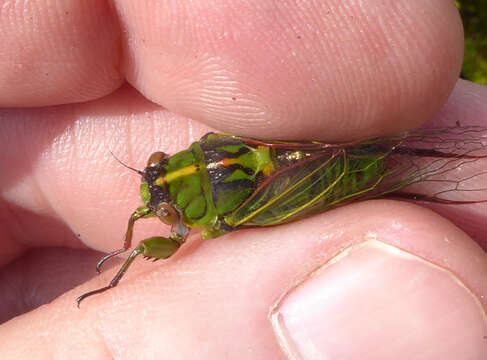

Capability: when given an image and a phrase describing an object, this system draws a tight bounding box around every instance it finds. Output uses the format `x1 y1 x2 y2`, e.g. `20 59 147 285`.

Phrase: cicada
76 126 487 306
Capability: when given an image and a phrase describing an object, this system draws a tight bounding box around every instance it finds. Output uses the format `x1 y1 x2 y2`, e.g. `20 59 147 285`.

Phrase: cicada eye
146 151 167 168
156 202 179 225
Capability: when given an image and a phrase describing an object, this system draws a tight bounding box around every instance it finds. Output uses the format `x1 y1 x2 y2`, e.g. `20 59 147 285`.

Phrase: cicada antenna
109 150 144 175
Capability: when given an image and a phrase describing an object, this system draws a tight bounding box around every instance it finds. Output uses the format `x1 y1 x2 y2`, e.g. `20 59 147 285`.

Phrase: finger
1 201 486 358
0 248 105 323
114 0 463 139
433 79 487 128
2 1 463 140
0 0 122 107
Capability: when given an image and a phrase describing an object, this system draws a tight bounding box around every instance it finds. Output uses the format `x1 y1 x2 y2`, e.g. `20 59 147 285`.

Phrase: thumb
1 201 486 359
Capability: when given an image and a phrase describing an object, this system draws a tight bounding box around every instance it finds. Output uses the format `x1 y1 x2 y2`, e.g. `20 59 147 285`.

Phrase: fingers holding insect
115 0 463 140
1 201 486 358
2 78 487 267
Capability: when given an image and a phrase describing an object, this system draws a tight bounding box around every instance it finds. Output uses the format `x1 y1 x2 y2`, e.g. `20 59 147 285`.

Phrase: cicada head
140 151 180 226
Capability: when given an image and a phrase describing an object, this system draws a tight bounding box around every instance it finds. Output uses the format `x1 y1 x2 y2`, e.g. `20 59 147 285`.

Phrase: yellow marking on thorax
158 164 198 184
221 158 239 166
154 176 164 186
257 146 275 176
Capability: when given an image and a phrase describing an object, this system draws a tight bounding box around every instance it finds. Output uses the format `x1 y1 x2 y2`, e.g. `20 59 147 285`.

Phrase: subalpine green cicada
76 127 487 306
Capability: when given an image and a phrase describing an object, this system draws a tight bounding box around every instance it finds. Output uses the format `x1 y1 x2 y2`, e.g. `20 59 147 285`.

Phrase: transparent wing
225 126 487 227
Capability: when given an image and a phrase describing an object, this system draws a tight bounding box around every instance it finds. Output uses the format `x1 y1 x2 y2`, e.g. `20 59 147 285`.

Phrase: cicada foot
95 206 153 274
76 236 181 308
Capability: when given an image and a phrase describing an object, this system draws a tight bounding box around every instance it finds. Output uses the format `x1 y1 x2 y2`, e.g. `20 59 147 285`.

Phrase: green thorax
142 134 275 228
199 133 275 218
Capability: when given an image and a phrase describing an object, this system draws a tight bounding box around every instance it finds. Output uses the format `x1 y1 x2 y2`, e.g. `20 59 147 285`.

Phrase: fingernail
271 240 487 360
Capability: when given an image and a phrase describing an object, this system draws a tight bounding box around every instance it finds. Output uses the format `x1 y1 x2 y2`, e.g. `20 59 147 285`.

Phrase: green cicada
76 126 487 306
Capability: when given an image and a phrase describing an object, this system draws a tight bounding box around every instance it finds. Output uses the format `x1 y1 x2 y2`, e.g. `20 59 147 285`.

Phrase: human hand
1 1 487 358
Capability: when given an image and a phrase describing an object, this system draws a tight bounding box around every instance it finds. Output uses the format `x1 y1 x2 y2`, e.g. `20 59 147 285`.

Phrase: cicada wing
224 149 343 227
224 144 398 227
225 126 487 228
230 133 353 150
220 134 395 227
371 126 487 203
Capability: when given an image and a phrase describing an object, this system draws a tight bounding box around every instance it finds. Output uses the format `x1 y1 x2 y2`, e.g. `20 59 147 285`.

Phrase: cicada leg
76 235 182 307
96 205 152 273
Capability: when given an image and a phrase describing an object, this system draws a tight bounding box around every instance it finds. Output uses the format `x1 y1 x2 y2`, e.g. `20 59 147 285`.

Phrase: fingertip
273 239 487 359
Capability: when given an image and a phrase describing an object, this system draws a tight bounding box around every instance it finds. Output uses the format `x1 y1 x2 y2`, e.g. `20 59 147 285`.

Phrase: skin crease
0 0 486 358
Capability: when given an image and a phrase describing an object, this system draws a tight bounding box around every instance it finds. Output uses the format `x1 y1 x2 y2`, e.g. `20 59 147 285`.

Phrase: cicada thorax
144 133 279 229
198 133 276 217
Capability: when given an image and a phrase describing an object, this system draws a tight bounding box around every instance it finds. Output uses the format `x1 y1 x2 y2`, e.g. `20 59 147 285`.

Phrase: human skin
1 1 487 359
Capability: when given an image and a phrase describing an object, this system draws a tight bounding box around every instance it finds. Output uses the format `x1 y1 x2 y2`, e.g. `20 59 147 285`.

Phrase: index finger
0 0 463 140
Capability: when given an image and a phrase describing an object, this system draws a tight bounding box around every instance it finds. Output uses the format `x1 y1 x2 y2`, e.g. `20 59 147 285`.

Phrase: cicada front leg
94 205 153 274
76 235 183 307
76 208 190 307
